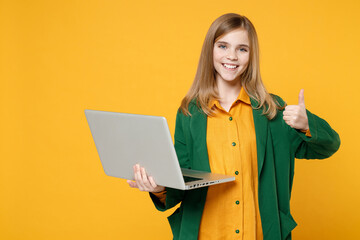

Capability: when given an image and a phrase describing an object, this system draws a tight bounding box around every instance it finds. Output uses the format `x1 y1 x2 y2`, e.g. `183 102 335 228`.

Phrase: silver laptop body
85 110 235 190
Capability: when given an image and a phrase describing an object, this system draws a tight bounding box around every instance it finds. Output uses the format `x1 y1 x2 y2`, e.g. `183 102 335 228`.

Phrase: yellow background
1 0 359 239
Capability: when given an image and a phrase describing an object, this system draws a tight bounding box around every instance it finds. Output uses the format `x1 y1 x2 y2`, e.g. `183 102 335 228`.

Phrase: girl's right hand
127 164 165 193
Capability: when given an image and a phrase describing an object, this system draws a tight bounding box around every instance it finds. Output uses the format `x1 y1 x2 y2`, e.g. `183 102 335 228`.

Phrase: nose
226 49 238 61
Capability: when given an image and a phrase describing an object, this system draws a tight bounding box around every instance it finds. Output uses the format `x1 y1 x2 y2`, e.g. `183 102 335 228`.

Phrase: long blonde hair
180 13 284 119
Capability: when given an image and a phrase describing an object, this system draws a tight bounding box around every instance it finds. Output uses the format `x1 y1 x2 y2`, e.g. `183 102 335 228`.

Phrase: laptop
85 110 235 190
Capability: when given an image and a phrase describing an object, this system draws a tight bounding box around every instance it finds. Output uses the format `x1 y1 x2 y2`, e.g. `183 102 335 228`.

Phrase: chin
220 75 241 82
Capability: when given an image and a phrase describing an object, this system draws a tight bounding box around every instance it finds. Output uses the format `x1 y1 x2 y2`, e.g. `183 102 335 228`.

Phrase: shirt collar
209 87 251 108
238 87 251 105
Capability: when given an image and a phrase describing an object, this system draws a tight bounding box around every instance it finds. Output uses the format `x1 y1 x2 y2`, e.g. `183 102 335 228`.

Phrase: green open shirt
150 95 340 240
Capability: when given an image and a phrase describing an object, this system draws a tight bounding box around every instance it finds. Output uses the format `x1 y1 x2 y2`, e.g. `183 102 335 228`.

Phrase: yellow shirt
198 88 263 240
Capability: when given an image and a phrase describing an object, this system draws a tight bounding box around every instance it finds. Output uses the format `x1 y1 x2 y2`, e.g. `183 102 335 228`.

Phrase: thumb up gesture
283 89 309 131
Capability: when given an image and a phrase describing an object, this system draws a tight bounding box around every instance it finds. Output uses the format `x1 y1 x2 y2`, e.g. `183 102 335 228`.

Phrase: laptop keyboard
183 176 202 183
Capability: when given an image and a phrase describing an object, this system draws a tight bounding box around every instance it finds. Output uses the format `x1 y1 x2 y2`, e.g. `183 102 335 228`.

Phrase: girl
127 13 340 240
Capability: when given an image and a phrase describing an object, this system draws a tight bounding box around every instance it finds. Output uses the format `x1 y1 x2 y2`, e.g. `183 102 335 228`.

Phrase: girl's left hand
127 164 165 193
283 89 309 131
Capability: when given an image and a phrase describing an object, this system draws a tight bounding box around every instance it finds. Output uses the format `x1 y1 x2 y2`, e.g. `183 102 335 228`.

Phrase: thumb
127 180 138 188
298 89 305 106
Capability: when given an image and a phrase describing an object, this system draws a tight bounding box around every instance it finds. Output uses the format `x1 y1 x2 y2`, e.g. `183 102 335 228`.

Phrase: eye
239 48 248 52
218 44 226 49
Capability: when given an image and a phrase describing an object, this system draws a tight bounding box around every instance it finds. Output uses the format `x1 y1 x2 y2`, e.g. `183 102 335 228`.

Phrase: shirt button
235 200 240 205
229 117 233 121
235 171 239 175
235 229 240 234
232 142 236 146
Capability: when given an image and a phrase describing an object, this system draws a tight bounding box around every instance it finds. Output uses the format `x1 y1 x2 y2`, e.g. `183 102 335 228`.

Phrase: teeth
223 64 237 69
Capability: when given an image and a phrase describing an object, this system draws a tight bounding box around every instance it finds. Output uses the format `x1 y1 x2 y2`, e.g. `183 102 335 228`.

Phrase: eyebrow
216 41 249 48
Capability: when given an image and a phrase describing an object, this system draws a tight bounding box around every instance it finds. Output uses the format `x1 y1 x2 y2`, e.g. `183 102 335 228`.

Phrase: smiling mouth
222 63 239 70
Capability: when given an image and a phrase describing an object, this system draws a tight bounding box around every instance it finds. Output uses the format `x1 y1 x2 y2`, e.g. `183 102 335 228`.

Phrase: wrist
152 186 165 193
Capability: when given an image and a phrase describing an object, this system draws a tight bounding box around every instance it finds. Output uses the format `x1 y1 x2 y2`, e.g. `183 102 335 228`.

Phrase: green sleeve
291 109 340 159
272 94 340 159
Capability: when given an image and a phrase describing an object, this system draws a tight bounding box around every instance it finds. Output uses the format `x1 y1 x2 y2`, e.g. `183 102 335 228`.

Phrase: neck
216 77 242 103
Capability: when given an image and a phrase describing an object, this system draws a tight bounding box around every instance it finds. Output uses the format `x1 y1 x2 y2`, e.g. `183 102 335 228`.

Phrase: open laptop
85 110 235 190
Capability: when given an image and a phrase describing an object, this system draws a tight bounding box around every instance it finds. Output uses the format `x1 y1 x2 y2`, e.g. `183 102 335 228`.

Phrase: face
213 28 250 84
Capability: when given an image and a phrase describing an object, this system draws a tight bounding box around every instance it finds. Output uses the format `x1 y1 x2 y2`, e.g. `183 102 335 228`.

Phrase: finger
285 105 299 111
141 167 152 190
283 115 295 121
133 165 141 190
284 120 293 127
127 180 138 188
133 165 138 182
283 110 295 116
133 164 137 179
298 89 305 106
135 164 146 191
148 176 158 189
283 111 300 118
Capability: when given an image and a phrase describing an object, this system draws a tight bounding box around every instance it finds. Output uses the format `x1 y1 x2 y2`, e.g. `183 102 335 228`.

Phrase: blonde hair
180 13 284 119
